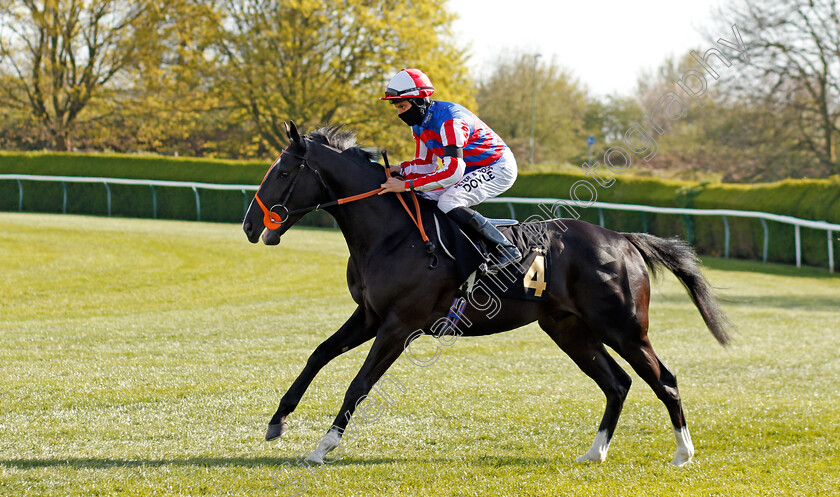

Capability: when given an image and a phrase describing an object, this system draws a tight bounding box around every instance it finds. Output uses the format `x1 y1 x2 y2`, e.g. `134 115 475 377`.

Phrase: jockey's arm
399 131 435 176
407 118 468 192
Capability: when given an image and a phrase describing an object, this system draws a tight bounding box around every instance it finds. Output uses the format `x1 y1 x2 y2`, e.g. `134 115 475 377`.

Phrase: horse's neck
315 147 438 263
329 193 422 260
316 160 401 257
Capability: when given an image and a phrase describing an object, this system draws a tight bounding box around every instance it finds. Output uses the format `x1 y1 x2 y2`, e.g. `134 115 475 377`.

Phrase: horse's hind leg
586 303 694 466
611 335 694 466
576 270 693 464
266 306 377 441
538 315 632 463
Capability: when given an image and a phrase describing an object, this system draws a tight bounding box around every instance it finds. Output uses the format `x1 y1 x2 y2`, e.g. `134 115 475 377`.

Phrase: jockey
378 68 522 273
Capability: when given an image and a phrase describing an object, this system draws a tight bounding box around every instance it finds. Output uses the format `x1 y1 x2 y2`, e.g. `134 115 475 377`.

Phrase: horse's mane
307 124 379 164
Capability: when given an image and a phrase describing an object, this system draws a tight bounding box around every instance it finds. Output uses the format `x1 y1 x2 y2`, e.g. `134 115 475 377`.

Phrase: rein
254 142 436 267
382 150 436 267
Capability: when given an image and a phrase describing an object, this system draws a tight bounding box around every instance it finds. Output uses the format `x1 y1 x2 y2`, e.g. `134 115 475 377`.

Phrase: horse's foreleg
267 306 376 441
539 315 632 463
306 321 410 464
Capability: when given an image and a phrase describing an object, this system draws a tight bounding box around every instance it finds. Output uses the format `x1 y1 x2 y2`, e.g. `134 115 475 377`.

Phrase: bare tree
712 0 840 174
0 0 148 150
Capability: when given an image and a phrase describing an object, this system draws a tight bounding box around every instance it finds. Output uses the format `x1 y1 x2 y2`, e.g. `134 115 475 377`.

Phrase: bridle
254 139 387 230
253 141 334 230
252 138 438 267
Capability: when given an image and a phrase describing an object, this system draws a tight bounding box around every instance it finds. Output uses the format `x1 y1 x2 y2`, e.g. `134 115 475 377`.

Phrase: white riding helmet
380 69 435 100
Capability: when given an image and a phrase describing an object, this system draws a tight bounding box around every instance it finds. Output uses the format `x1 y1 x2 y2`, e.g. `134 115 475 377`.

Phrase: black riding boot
447 207 522 273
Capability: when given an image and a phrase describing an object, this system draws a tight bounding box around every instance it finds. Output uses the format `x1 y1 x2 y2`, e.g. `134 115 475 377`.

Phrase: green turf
1 213 838 496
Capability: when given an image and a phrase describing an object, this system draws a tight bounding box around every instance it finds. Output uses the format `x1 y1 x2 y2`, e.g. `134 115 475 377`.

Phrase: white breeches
419 148 518 213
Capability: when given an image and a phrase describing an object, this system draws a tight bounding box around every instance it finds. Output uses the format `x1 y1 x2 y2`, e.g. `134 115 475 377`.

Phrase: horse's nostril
244 222 252 232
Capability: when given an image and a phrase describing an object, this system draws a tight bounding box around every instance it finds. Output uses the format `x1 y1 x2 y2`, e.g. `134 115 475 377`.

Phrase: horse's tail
623 232 732 346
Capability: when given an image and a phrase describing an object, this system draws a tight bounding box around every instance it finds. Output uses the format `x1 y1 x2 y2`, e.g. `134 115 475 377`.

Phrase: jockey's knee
437 197 465 214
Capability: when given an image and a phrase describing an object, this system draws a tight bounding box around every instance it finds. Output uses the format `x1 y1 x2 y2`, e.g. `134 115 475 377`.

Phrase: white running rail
487 197 839 273
3 175 838 272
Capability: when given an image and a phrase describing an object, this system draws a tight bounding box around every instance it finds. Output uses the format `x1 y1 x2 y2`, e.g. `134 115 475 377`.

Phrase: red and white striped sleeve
409 118 470 191
400 130 436 176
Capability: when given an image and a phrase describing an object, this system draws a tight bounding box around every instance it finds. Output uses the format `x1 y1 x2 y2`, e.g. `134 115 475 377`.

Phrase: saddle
431 210 554 302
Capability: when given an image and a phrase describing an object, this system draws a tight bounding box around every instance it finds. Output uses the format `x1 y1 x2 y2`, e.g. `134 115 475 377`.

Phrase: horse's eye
279 171 289 178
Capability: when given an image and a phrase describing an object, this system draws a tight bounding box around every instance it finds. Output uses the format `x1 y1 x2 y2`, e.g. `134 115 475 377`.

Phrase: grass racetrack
1 212 838 496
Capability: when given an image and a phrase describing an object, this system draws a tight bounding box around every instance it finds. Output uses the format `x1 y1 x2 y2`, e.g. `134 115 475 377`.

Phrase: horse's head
243 121 330 245
243 121 380 245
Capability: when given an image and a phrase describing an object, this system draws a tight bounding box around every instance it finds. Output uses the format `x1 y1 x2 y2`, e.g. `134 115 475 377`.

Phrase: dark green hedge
2 151 838 267
0 151 339 229
0 151 268 183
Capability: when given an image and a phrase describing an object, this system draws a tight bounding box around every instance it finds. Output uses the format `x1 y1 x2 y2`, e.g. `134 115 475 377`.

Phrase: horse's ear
288 120 303 147
284 121 291 140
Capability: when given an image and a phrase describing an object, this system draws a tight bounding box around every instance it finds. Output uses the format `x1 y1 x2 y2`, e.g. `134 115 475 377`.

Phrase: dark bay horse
242 122 731 467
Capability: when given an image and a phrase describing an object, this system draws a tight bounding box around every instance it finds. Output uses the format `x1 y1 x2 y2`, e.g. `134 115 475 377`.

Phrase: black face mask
398 104 424 127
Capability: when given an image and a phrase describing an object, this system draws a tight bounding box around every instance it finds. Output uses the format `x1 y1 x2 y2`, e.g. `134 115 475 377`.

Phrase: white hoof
671 427 694 467
671 451 693 467
574 453 606 463
574 430 610 463
305 430 341 465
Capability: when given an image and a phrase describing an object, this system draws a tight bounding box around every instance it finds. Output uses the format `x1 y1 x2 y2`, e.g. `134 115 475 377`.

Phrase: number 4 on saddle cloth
431 209 556 303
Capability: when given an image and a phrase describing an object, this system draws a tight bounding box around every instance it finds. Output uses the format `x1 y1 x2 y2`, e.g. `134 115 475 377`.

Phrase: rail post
104 182 112 216
192 186 201 221
150 185 158 219
723 215 730 258
682 214 693 244
760 218 769 263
